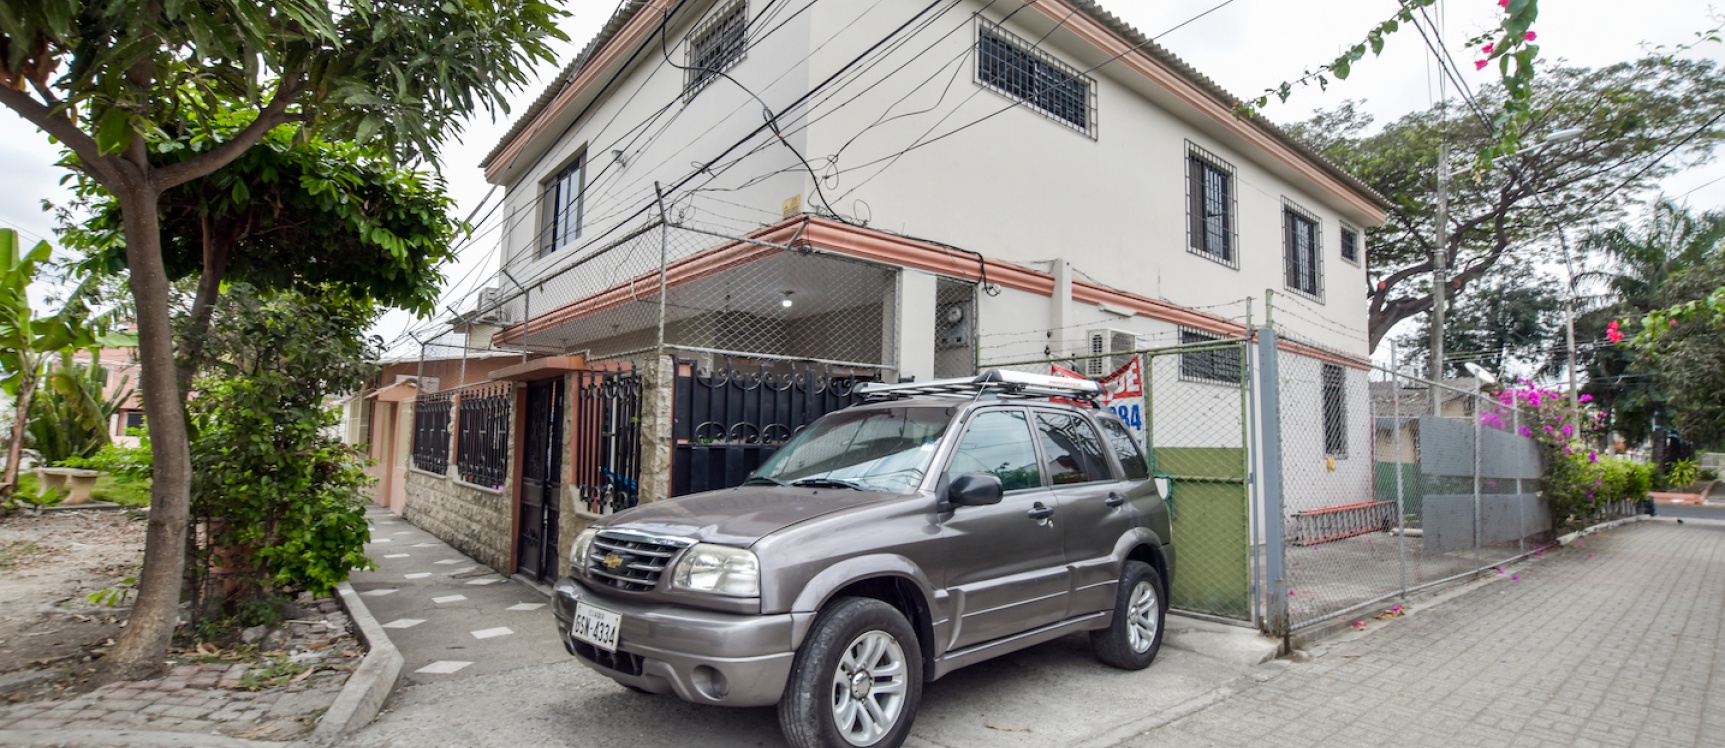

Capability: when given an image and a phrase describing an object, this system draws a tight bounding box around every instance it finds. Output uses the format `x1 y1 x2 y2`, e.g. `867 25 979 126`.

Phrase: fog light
692 665 729 700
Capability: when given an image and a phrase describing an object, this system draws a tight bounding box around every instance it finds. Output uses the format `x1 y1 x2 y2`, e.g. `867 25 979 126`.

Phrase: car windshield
750 406 953 494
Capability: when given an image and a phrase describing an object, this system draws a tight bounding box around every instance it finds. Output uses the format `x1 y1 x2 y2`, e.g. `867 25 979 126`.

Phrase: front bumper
552 577 810 707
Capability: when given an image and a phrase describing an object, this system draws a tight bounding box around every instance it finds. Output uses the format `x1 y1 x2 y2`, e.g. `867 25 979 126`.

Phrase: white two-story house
398 0 1389 592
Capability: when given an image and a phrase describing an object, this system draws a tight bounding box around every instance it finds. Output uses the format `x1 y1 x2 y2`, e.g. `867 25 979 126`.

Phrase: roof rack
856 369 1101 403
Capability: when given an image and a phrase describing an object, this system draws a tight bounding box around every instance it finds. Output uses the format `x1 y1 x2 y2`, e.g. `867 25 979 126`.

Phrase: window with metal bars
539 154 583 258
456 384 513 489
976 23 1095 136
1340 224 1360 265
1322 363 1348 457
1186 143 1236 266
1283 200 1322 299
685 0 747 98
412 393 452 474
1178 328 1241 385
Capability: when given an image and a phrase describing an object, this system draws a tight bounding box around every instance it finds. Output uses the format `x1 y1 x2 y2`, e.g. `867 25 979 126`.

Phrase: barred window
686 0 747 98
1186 143 1236 266
1322 363 1348 457
1340 224 1360 265
412 393 452 474
976 23 1095 136
1283 200 1322 299
1179 328 1241 385
540 154 583 258
456 383 513 489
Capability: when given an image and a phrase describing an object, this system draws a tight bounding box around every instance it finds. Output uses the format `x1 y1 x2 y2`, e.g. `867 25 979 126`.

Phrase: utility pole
1430 141 1449 381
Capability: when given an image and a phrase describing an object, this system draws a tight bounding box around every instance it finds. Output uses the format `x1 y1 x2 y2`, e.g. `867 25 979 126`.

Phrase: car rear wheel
779 597 922 748
1090 560 1165 670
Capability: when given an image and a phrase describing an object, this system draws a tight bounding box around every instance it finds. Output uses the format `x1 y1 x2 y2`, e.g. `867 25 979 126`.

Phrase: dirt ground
0 508 146 692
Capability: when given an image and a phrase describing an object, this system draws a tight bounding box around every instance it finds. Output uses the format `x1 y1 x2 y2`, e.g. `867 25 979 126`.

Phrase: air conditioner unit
1084 329 1139 378
473 287 512 324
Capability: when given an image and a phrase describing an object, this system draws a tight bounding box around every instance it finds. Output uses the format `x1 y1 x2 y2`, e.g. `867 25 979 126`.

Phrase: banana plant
0 229 135 502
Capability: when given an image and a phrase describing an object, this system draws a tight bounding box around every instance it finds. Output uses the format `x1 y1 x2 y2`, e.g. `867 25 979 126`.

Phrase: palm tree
1572 201 1725 445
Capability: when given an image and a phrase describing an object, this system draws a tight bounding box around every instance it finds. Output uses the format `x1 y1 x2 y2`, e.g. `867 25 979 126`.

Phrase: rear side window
945 410 1043 492
1098 419 1149 480
1034 412 1112 485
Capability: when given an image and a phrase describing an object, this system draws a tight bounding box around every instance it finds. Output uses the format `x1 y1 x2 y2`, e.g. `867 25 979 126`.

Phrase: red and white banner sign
1053 358 1146 446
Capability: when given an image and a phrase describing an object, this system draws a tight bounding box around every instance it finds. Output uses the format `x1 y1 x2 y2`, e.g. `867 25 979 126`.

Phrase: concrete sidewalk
1116 518 1725 748
344 507 565 686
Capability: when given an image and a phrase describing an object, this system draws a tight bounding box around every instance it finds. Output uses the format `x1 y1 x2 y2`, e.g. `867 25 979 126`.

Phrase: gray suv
553 370 1173 748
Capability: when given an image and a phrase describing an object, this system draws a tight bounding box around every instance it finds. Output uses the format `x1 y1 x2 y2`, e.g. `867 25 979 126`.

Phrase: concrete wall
403 468 512 572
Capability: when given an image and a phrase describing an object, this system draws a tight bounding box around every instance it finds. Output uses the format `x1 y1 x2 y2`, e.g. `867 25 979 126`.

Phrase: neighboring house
69 347 144 448
403 0 1390 584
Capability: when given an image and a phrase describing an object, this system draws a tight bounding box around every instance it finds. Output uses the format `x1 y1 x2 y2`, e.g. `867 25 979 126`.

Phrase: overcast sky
2 0 1721 346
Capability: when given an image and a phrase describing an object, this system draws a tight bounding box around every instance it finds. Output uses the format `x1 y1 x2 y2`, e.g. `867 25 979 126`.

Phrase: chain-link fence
1270 335 1555 633
982 337 1257 624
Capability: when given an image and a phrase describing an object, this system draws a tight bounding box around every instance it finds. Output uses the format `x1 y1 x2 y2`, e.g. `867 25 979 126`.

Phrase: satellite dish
1463 362 1499 385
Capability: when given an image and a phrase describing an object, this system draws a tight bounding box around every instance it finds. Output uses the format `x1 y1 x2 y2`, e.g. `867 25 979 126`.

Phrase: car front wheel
779 597 922 748
1090 560 1165 670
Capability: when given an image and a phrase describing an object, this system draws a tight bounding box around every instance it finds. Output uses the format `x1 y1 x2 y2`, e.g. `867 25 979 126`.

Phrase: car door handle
1105 492 1125 508
1027 503 1054 521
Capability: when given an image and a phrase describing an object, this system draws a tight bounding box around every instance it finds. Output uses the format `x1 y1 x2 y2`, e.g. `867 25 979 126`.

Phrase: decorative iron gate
572 369 643 515
518 379 563 583
671 360 872 497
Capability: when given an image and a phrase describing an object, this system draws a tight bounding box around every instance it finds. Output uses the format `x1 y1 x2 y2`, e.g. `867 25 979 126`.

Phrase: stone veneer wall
402 469 512 573
557 356 675 579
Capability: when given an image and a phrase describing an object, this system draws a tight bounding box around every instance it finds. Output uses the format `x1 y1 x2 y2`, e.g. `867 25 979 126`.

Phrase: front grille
572 639 645 676
586 531 688 592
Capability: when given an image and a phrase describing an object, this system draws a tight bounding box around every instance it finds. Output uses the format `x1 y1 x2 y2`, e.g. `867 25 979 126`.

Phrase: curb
1555 513 1647 546
313 581 403 739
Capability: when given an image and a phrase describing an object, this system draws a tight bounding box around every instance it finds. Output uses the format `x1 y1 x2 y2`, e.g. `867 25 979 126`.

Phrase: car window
1098 418 1150 480
944 410 1042 492
752 406 952 493
1034 411 1112 485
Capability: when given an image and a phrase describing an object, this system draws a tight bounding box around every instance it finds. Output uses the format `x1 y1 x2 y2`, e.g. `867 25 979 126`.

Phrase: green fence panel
1158 446 1250 620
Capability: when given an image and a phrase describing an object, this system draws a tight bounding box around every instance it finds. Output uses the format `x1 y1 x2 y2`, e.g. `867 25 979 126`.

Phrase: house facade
397 0 1390 589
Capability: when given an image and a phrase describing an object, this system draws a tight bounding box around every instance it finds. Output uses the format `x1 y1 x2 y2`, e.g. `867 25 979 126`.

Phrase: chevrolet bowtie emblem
602 553 624 569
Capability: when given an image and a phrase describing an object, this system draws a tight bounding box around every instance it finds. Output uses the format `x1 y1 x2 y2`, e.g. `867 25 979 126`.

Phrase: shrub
1666 458 1700 488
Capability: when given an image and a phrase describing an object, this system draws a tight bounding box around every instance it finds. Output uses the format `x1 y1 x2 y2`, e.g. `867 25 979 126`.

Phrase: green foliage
1544 452 1652 524
188 286 377 603
1396 260 1562 379
1288 58 1725 350
60 435 153 480
1666 459 1700 488
27 361 130 464
238 655 308 690
1638 254 1725 449
88 576 138 608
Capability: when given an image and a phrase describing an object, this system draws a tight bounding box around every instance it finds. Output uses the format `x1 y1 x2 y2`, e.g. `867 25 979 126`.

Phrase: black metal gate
518 378 563 583
672 360 872 496
572 369 643 515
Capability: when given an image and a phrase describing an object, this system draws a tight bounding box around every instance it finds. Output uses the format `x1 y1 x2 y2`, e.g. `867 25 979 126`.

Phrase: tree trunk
100 184 195 682
1 365 40 496
175 217 233 395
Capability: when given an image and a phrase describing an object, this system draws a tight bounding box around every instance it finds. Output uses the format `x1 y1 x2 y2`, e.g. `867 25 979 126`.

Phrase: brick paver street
1118 519 1725 748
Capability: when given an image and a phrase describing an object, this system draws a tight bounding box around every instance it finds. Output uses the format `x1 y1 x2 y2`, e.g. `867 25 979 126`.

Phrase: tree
1574 202 1725 444
0 229 128 502
1647 254 1725 449
1286 57 1725 351
0 0 565 679
27 358 132 465
1394 259 1563 380
61 111 462 389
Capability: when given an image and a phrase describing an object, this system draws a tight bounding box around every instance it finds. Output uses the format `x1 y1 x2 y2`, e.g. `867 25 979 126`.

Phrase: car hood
595 486 900 547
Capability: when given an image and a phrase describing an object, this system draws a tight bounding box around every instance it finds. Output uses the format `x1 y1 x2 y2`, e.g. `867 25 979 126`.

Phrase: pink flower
1499 0 1509 7
1544 425 1554 431
1589 451 1599 463
1524 31 1537 41
1562 424 1574 437
1482 43 1495 55
1579 394 1593 403
1607 320 1625 344
1519 426 1533 437
1476 59 1490 70
1512 575 1520 581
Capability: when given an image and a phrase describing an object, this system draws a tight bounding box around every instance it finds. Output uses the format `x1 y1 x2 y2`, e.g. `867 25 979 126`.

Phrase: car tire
778 597 923 748
1090 560 1165 670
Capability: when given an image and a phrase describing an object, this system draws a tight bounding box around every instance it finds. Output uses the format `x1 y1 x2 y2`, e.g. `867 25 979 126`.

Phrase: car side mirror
948 473 1003 507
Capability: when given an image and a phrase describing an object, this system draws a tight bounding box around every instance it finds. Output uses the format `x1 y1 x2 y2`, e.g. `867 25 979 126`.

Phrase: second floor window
1340 224 1360 265
1179 328 1241 385
976 24 1095 136
1283 201 1321 298
541 155 583 258
1186 144 1235 265
686 0 747 97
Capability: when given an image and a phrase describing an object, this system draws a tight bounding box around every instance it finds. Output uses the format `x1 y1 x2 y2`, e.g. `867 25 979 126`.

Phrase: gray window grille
685 0 747 98
975 23 1096 136
1186 142 1236 266
540 154 583 258
1321 363 1347 457
456 383 512 489
1283 199 1323 299
1179 328 1241 385
1340 224 1360 265
412 393 452 474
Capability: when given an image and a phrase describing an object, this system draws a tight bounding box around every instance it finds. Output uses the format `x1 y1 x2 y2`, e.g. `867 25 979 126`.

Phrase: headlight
571 527 599 576
671 544 760 597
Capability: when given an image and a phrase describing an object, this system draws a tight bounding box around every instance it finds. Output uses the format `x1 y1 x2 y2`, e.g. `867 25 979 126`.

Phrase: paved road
1652 502 1725 521
1117 518 1725 748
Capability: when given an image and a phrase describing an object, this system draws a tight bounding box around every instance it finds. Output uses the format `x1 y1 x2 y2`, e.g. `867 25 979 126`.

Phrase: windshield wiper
741 475 787 486
791 477 865 490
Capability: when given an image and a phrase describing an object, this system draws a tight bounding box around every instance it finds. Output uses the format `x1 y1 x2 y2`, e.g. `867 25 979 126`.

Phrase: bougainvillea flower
1606 320 1624 343
1579 394 1592 403
1524 31 1537 41
1519 426 1533 437
1476 59 1490 70
1483 43 1496 55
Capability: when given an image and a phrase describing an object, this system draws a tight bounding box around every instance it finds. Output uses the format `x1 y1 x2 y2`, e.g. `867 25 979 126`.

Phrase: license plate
571 601 621 652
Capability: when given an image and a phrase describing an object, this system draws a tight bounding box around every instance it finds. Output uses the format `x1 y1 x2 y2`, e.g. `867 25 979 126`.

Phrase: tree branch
0 84 121 188
153 76 305 191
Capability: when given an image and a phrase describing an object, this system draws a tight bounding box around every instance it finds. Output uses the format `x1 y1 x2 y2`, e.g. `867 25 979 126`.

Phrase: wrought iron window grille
456 382 513 489
684 0 748 100
411 392 453 474
974 22 1097 137
1185 141 1238 268
1178 328 1243 386
1282 198 1324 301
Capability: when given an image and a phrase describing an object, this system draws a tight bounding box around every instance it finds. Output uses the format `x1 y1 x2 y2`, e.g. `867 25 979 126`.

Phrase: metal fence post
1391 347 1408 599
1256 329 1289 643
1473 381 1484 568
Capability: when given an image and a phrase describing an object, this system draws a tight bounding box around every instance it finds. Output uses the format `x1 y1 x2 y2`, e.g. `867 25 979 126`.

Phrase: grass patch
92 474 151 506
239 655 308 689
